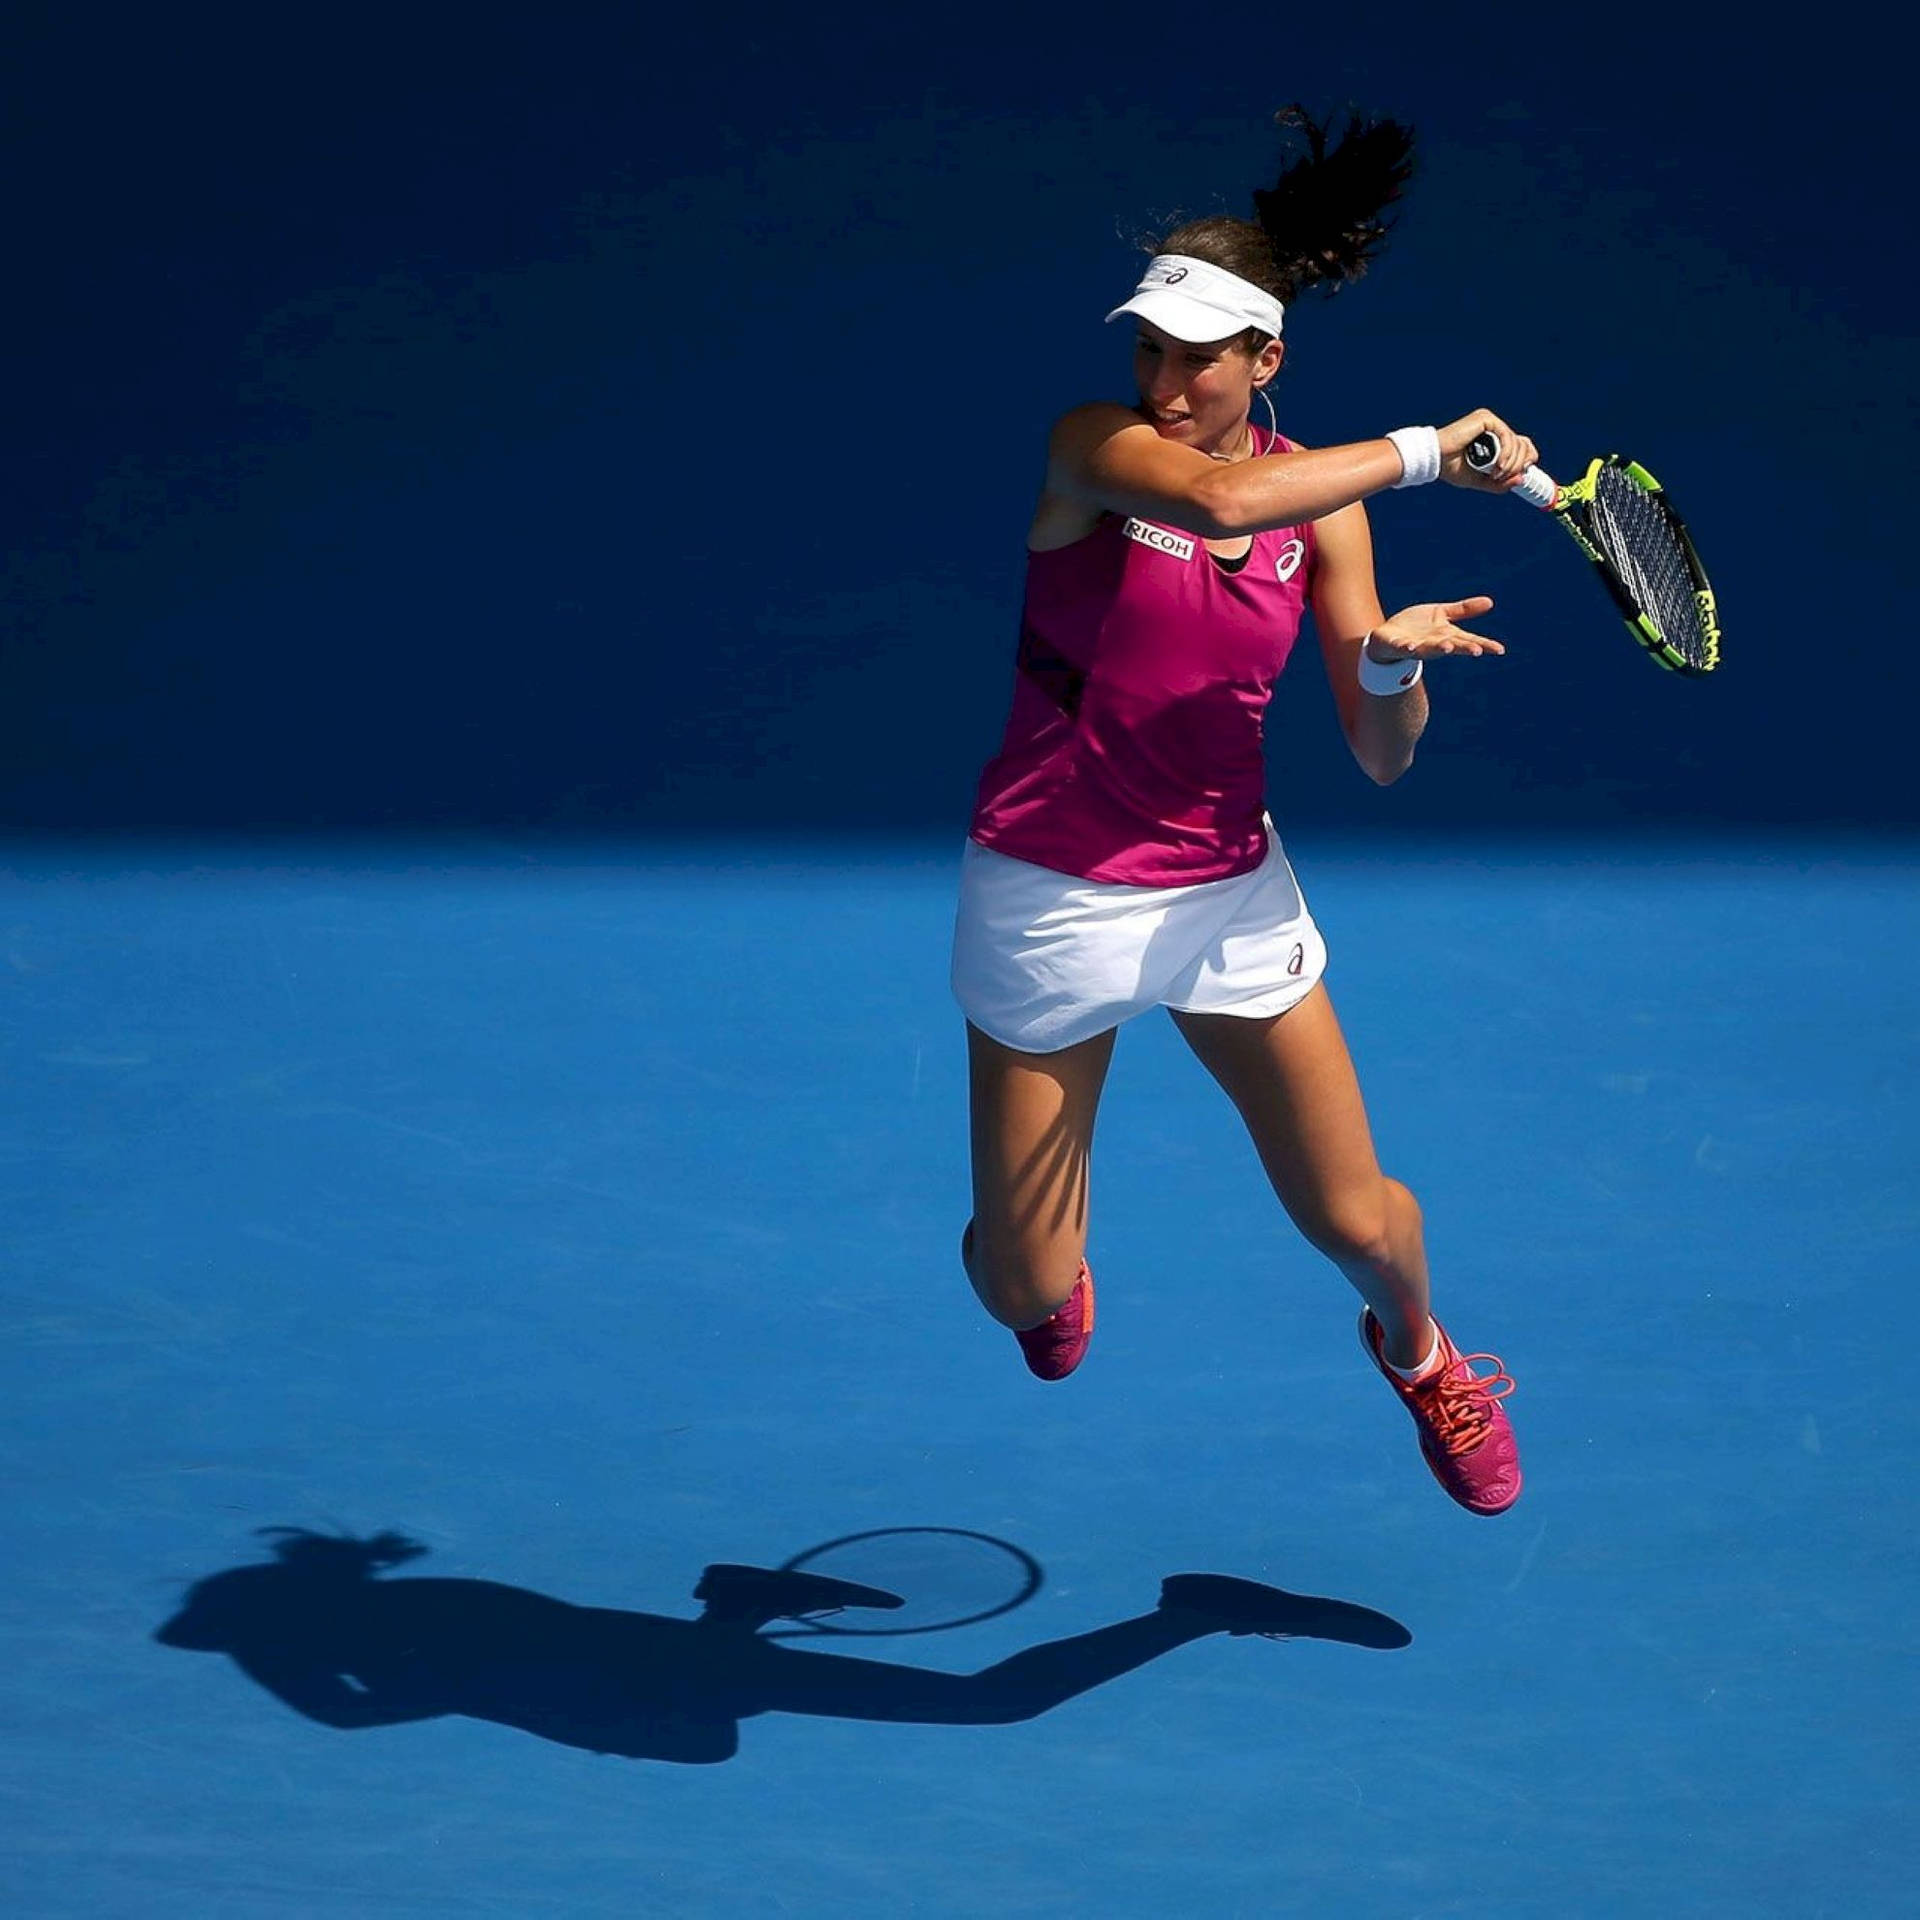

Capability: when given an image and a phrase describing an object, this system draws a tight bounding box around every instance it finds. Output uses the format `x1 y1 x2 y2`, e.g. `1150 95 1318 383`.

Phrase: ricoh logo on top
1123 518 1196 562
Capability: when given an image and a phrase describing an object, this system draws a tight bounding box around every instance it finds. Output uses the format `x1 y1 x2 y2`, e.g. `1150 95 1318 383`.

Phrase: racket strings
1587 468 1714 670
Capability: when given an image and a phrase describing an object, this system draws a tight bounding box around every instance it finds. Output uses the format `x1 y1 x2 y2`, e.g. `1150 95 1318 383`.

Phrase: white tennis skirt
950 819 1328 1053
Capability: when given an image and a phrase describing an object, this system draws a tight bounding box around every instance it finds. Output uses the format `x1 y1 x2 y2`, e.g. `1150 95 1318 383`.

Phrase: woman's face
1132 320 1282 455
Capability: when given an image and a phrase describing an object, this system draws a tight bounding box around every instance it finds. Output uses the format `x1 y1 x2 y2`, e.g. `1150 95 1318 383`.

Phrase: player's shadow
154 1528 1409 1765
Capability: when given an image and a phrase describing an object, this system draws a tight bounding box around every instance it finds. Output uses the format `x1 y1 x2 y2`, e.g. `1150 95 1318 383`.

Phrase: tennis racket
1468 432 1721 676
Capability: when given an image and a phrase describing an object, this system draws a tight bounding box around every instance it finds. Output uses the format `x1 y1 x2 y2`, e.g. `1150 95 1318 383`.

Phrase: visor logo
1160 266 1188 283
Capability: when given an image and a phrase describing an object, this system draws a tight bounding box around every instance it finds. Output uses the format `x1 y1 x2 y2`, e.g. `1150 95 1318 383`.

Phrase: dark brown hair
1147 105 1415 346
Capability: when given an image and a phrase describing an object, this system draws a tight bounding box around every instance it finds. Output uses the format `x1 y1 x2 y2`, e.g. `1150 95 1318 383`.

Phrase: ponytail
1252 104 1415 301
1147 105 1416 325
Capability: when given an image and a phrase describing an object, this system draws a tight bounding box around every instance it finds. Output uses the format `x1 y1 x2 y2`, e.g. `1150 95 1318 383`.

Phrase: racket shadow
154 1527 1409 1766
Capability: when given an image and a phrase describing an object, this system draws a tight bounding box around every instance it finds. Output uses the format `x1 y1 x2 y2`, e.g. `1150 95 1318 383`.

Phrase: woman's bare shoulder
1025 404 1144 551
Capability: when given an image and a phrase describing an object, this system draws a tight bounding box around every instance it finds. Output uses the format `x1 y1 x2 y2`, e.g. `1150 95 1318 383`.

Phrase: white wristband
1386 425 1441 489
1358 646 1425 696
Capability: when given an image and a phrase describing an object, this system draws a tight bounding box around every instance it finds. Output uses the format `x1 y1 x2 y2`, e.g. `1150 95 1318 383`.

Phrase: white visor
1104 254 1285 343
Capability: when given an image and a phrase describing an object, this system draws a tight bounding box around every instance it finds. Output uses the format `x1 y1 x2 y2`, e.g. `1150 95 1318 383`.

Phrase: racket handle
1467 431 1559 510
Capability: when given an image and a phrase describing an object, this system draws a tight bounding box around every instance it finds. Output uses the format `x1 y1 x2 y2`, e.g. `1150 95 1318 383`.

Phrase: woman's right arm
1045 404 1537 538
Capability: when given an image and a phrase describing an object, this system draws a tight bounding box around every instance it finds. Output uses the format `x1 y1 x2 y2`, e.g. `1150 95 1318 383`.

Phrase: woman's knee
1292 1176 1417 1270
962 1219 1085 1329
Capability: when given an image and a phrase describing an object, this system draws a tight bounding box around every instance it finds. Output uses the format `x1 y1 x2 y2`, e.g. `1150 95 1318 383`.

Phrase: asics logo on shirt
1122 518 1196 562
1274 539 1305 583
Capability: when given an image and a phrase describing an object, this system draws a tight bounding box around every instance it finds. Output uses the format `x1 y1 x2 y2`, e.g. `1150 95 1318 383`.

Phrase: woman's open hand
1365 598 1504 662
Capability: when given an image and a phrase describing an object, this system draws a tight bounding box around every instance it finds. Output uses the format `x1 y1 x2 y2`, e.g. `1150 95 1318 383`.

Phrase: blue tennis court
4 831 1910 1915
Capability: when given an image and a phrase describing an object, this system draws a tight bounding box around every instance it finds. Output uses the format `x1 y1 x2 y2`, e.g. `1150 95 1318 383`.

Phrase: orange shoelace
1410 1352 1515 1453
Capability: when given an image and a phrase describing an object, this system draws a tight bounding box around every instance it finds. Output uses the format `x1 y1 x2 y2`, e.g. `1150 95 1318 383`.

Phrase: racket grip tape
1467 430 1559 510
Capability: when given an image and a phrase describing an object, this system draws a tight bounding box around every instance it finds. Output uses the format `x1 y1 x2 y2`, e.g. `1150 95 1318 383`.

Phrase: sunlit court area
5 5 1914 1915
4 831 1915 1913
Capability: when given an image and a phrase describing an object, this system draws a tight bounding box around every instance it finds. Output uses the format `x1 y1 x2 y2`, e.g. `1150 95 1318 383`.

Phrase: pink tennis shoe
1015 1262 1096 1381
1360 1310 1522 1515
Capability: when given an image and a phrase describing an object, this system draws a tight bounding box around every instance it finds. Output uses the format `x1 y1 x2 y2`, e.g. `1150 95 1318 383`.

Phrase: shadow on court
154 1529 1410 1766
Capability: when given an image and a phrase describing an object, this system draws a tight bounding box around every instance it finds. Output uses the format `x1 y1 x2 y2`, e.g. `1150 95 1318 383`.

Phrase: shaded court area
3 832 1913 1915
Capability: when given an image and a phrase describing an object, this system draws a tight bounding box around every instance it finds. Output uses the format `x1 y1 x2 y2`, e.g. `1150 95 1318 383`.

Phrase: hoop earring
1258 384 1280 444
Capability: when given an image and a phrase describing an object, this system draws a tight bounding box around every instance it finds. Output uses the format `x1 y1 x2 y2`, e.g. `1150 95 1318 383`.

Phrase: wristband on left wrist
1358 644 1424 696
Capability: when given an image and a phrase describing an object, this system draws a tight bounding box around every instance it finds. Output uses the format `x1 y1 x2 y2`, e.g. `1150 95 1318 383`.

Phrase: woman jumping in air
952 107 1533 1515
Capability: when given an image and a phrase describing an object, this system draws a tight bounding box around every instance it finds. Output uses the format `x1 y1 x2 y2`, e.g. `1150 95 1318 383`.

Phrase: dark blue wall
6 4 1907 839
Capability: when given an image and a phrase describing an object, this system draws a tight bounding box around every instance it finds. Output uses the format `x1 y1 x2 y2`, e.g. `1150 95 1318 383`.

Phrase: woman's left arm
1309 499 1504 786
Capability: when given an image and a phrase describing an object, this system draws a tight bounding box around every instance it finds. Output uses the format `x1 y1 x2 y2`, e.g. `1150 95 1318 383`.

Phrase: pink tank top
968 425 1317 885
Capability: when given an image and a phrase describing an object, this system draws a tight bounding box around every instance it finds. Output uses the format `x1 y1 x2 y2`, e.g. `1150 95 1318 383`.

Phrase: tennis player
951 108 1532 1515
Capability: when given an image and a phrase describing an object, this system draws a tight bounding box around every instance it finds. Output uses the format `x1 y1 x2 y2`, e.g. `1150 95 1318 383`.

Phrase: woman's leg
1168 985 1434 1368
962 1019 1116 1331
